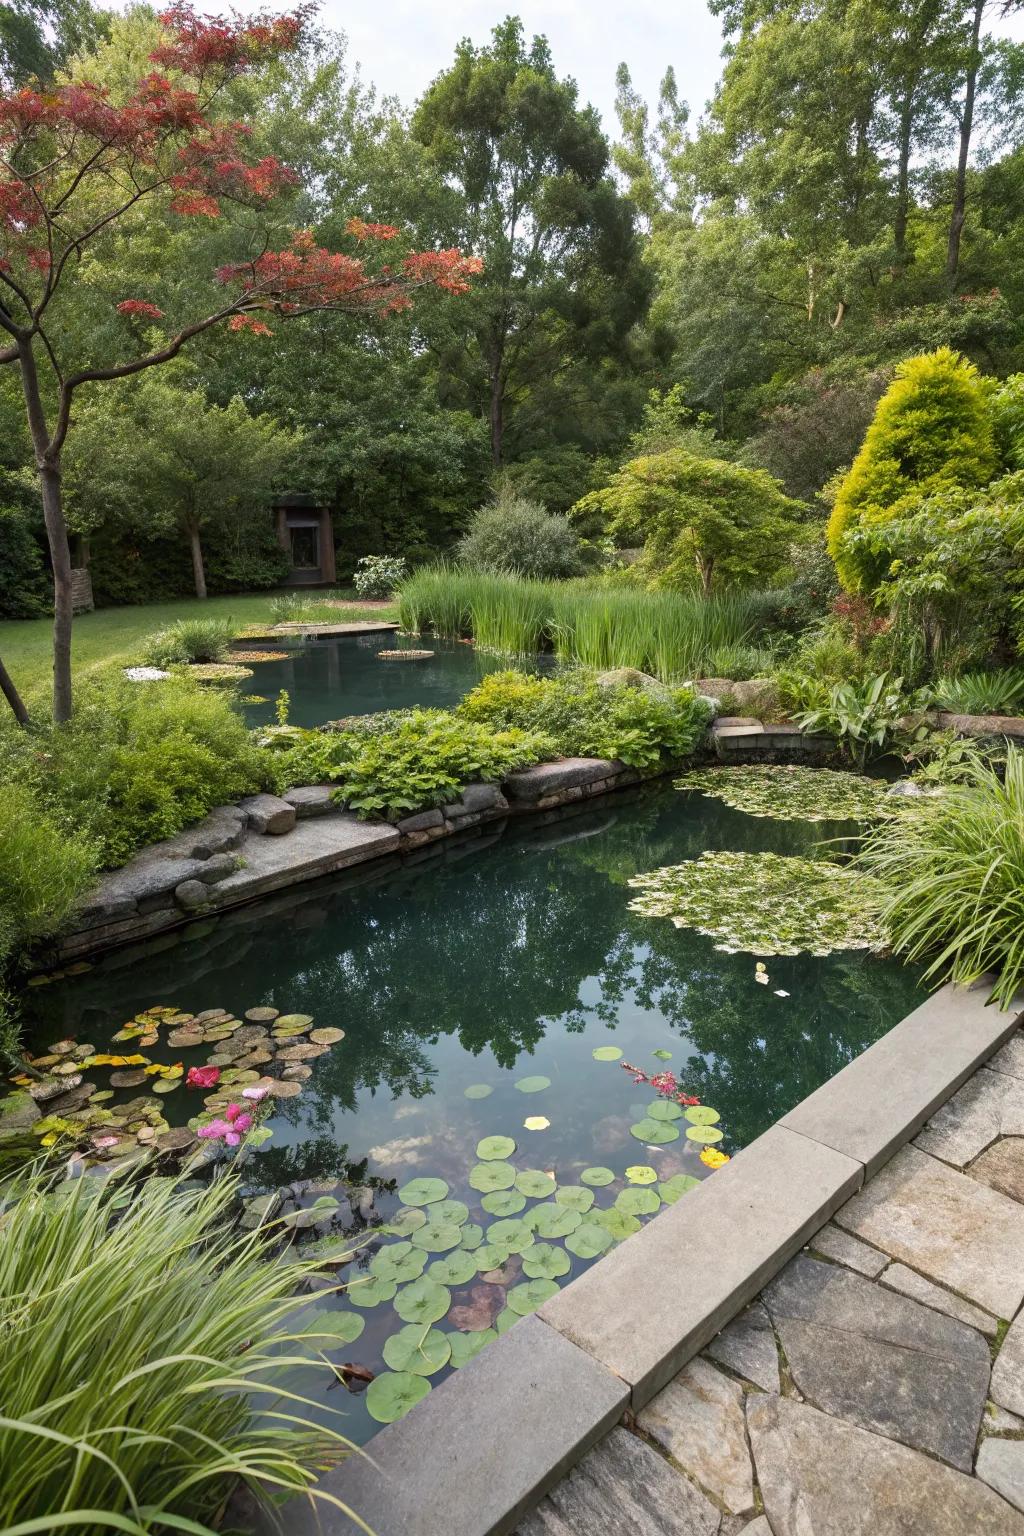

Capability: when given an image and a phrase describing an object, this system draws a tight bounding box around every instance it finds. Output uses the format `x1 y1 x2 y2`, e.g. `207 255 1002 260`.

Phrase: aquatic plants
675 765 889 822
628 851 889 957
142 618 236 667
858 745 1024 1009
0 1167 356 1534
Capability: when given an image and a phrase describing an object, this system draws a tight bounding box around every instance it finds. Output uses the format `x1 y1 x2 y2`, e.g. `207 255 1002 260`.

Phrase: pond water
24 779 923 1444
241 633 536 729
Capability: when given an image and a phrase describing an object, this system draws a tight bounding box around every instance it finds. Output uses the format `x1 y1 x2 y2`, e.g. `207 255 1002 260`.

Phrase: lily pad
684 1106 720 1126
515 1075 551 1094
685 1125 724 1144
397 1177 449 1207
625 1165 658 1184
476 1135 516 1161
309 1027 345 1045
523 1116 550 1131
393 1277 451 1325
365 1371 431 1424
591 1046 623 1061
409 1220 462 1254
495 1306 518 1335
431 1198 469 1227
389 1207 428 1236
508 1278 559 1316
449 1328 496 1368
616 1186 661 1216
469 1161 516 1192
370 1244 427 1284
382 1324 452 1376
647 1099 683 1121
630 1118 679 1144
485 1218 534 1253
481 1189 526 1217
529 1202 582 1239
301 1309 365 1344
459 1223 484 1251
347 1274 398 1308
565 1222 614 1259
515 1169 557 1199
427 1251 479 1286
474 1243 512 1271
521 1243 571 1280
591 1206 641 1240
463 1084 493 1099
580 1166 615 1187
652 1049 673 1061
658 1173 701 1205
554 1185 594 1213
274 1013 314 1029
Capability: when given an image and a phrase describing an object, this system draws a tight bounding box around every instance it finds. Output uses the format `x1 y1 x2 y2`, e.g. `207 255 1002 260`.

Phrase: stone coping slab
266 1316 627 1536
538 1123 862 1407
779 977 1024 1176
211 816 400 904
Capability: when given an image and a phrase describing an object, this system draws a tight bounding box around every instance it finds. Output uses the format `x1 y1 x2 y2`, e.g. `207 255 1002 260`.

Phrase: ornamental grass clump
859 746 1024 1008
142 617 236 667
0 1168 357 1534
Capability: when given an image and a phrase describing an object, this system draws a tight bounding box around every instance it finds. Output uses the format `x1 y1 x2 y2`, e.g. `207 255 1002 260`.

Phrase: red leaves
620 1060 701 1106
117 299 165 319
150 3 309 79
228 314 273 336
346 217 400 242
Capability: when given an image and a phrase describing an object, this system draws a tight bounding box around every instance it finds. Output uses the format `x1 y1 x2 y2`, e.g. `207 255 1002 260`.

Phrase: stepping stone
881 1263 998 1338
808 1222 887 1277
637 1357 755 1514
762 1254 989 1470
987 1401 1024 1433
976 1438 1024 1515
747 1394 1024 1535
704 1301 780 1393
970 1137 1024 1205
915 1068 1024 1167
516 1426 720 1536
992 1312 1024 1418
988 1031 1024 1081
835 1144 1024 1319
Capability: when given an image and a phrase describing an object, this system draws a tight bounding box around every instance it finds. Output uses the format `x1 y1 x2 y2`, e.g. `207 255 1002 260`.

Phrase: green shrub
457 495 584 580
329 710 553 819
828 349 998 593
0 503 49 619
932 668 1024 716
0 786 96 969
993 372 1024 471
458 670 712 769
792 672 926 768
142 618 236 667
353 554 408 598
859 745 1024 1009
268 594 344 624
0 1168 354 1533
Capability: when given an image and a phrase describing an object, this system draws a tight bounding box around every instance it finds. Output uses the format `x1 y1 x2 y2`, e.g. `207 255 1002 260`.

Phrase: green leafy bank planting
0 1168 354 1534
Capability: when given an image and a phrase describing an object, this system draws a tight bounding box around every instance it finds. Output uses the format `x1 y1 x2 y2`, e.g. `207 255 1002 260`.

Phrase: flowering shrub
353 555 408 599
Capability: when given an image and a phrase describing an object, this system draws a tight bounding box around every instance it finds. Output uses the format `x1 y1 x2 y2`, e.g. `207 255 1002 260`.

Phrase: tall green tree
412 18 651 468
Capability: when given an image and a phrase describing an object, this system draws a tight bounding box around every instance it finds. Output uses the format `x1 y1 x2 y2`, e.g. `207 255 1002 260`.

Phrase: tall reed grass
397 568 761 681
0 1168 358 1534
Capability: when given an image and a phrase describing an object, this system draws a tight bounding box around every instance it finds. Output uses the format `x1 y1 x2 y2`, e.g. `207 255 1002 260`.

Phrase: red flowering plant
0 3 481 725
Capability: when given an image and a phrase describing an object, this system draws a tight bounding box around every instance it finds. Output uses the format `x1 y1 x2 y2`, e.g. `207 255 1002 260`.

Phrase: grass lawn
0 591 399 704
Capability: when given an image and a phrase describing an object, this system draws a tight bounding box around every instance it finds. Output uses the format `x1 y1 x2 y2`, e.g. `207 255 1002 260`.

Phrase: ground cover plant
0 1166 355 1534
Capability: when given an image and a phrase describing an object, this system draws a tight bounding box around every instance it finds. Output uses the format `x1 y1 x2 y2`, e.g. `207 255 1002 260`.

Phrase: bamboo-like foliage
0 1169 361 1535
397 569 760 680
858 747 1024 1009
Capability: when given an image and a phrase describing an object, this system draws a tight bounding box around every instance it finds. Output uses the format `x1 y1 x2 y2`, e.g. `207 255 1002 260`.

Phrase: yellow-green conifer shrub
828 348 997 592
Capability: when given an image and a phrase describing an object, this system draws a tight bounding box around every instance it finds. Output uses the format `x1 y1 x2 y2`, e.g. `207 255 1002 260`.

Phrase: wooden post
319 507 336 584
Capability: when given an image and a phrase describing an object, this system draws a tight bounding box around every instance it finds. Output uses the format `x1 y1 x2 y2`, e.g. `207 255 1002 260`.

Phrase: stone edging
264 978 1023 1536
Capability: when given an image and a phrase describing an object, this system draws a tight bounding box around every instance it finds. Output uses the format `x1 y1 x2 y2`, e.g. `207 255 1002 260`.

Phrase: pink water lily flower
197 1117 232 1140
186 1065 220 1090
241 1085 269 1101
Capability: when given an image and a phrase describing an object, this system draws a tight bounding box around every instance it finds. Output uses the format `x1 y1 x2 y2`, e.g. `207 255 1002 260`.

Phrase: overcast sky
316 0 1024 141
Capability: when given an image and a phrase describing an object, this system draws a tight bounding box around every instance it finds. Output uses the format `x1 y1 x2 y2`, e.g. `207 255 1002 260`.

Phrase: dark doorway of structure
290 523 320 573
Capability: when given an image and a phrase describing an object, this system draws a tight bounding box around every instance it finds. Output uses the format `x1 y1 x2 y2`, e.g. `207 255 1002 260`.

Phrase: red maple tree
0 3 481 723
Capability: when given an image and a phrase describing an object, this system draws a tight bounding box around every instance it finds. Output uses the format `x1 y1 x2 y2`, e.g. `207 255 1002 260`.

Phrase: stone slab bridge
263 981 1024 1536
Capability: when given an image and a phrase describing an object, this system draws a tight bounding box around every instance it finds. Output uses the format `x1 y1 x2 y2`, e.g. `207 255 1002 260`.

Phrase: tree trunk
489 360 504 467
893 94 913 271
0 655 28 726
946 0 984 287
18 339 73 723
187 520 207 600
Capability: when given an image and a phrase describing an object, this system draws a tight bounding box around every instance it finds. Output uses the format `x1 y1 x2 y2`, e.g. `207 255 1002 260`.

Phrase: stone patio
515 1026 1024 1535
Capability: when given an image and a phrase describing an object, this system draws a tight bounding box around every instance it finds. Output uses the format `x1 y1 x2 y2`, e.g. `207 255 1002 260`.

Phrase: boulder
284 785 337 819
238 793 297 835
195 852 236 884
175 879 212 912
396 808 445 835
0 1090 40 1143
503 758 620 803
594 667 666 694
444 783 505 818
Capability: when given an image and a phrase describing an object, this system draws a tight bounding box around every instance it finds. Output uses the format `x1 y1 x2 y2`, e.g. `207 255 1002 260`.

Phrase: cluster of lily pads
8 1004 345 1164
627 851 890 958
307 1048 726 1427
675 765 890 823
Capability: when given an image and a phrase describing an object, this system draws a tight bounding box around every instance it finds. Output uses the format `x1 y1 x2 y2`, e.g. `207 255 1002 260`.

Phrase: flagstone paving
516 1026 1024 1535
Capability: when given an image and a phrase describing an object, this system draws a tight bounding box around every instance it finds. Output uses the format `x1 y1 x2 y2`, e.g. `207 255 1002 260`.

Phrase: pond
23 777 923 1443
241 633 537 729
